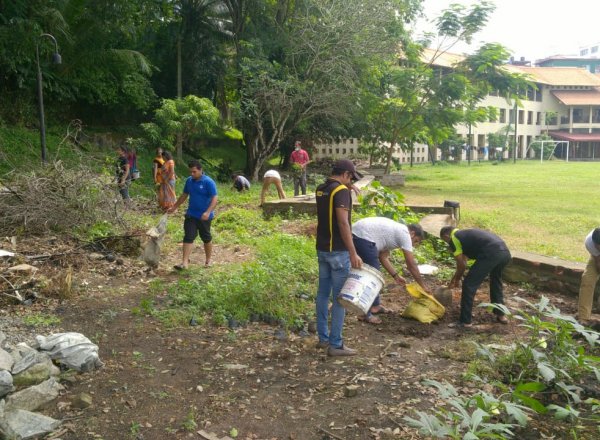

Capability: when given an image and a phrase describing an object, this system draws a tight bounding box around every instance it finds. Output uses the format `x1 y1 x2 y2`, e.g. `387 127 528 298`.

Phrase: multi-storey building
313 49 600 163
536 55 600 74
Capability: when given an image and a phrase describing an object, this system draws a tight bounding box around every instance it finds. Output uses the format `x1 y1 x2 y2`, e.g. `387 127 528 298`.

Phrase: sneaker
316 340 329 349
327 344 357 357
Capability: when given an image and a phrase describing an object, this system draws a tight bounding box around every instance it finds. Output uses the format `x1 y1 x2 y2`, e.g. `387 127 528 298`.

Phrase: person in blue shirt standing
169 160 218 270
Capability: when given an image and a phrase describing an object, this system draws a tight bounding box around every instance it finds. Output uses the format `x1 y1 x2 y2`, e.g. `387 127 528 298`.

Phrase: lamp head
52 52 62 65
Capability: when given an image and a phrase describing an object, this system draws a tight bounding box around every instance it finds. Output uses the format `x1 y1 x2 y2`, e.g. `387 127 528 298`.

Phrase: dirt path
2 233 581 440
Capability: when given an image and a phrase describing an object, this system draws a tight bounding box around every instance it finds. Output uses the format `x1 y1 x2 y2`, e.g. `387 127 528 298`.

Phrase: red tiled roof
548 131 600 142
552 89 600 105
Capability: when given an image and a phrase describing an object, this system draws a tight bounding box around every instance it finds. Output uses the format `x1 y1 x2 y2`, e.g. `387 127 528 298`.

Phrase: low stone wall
504 251 600 301
380 173 405 187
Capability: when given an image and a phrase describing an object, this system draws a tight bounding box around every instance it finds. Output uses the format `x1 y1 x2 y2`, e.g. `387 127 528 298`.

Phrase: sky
415 0 600 62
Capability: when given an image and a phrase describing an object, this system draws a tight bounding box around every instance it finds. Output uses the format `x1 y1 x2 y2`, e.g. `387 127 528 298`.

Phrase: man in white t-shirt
578 228 600 324
260 170 287 205
352 217 427 324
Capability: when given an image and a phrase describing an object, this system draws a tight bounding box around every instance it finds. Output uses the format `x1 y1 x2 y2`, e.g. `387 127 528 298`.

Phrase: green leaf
515 382 546 393
537 362 556 382
503 402 529 426
546 404 580 421
512 391 547 414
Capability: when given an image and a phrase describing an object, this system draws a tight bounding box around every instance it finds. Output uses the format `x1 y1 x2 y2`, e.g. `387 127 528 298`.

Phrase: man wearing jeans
578 228 600 325
352 218 426 324
440 227 511 327
315 159 363 356
169 160 218 270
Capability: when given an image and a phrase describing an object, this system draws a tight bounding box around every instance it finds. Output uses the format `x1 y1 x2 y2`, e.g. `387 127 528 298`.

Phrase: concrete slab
419 214 456 236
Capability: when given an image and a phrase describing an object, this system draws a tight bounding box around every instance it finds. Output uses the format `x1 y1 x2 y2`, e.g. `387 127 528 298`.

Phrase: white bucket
338 264 385 315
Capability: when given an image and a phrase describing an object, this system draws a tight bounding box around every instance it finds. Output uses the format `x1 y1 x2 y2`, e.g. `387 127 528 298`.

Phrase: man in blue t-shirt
169 160 218 270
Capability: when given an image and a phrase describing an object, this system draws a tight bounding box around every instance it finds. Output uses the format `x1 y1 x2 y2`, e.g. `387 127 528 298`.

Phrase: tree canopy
0 0 530 176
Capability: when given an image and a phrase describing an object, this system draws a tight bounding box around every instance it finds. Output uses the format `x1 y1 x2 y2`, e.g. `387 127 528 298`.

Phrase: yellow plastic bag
401 283 446 323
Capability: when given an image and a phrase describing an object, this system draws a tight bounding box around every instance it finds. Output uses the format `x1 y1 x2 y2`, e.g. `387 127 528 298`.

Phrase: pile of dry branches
0 160 125 236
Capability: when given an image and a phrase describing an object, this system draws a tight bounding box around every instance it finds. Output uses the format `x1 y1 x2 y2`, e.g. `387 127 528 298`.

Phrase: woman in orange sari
158 150 177 211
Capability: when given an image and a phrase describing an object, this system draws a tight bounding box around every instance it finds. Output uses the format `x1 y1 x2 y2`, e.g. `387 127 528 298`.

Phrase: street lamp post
35 33 61 163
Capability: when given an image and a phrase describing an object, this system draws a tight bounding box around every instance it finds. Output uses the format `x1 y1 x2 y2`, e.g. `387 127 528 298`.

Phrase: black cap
333 159 363 181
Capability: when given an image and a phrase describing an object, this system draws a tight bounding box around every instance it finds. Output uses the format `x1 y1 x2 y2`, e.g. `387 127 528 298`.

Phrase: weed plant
155 208 317 327
405 297 600 439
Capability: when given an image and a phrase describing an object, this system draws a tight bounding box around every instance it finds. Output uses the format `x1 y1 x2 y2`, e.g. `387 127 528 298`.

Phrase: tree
361 2 532 173
140 95 222 154
0 0 159 124
233 0 421 180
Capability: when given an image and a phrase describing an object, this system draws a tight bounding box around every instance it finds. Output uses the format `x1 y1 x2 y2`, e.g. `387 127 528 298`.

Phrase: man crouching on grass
168 160 218 270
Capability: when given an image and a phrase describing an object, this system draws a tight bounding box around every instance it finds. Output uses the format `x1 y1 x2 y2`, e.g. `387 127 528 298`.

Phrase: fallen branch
379 340 397 359
316 426 345 440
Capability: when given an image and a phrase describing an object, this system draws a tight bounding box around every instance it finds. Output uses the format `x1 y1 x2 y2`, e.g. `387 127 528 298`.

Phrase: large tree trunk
384 137 397 174
176 36 183 162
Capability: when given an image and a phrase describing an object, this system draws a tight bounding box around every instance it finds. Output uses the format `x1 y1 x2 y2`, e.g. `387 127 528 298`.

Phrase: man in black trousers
440 226 512 327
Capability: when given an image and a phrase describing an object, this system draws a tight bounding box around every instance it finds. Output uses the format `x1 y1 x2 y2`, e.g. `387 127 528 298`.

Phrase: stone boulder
12 351 59 387
0 400 61 440
5 378 63 412
0 370 14 397
0 348 14 372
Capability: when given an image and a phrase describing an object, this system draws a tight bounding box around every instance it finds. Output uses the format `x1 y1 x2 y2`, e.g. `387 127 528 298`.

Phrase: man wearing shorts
169 160 218 269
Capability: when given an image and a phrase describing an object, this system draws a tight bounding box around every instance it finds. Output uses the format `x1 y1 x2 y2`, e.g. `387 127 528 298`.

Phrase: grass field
401 160 600 262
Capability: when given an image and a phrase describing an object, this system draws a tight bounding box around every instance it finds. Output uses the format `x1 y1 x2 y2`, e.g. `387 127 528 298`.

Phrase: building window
581 49 589 56
592 46 598 54
329 149 332 154
536 112 541 125
335 148 339 154
500 109 506 123
349 138 354 144
342 148 346 154
527 111 533 125
526 87 535 101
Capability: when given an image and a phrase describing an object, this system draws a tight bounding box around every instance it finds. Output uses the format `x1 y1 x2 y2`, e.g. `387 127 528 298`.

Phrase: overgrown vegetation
0 160 126 236
146 208 317 328
405 297 600 439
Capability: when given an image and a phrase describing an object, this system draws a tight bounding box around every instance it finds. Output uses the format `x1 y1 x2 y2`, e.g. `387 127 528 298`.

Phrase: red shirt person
290 141 310 196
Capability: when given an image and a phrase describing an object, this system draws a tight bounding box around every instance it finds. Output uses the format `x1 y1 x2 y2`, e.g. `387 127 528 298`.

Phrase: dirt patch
0 235 587 439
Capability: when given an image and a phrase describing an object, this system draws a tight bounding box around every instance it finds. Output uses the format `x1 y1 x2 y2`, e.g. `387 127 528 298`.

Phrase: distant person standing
290 140 310 196
169 160 218 270
232 173 251 192
159 150 177 211
153 147 164 186
440 227 511 327
115 146 131 207
578 228 600 325
153 147 165 208
260 169 286 205
127 146 139 180
315 159 363 357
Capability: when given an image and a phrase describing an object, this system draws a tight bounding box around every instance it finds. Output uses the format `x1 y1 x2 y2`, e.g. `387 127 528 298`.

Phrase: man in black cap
440 226 511 327
315 159 363 356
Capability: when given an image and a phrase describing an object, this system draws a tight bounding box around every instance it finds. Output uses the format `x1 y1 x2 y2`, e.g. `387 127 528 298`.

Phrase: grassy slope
401 161 600 262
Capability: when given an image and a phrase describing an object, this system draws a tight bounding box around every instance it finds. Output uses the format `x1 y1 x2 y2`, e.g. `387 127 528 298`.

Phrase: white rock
0 348 14 372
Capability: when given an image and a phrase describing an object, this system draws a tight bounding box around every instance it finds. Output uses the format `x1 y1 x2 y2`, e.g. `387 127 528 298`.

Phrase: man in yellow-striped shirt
315 159 363 356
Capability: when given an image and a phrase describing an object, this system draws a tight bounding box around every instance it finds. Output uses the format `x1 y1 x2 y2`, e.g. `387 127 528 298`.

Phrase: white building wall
312 84 598 163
